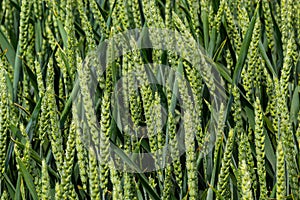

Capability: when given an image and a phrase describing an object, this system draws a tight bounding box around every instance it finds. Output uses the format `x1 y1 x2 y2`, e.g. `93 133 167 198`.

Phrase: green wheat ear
224 0 241 54
41 160 50 200
76 0 96 52
162 163 173 200
276 140 286 199
110 160 123 199
254 97 268 199
61 119 77 199
18 0 31 58
232 85 243 136
75 124 89 192
99 88 111 195
217 129 235 199
0 68 9 176
167 84 182 190
240 159 253 200
177 70 198 200
0 190 8 200
124 172 136 199
90 0 108 37
262 0 275 52
55 182 63 200
131 0 142 28
89 147 101 199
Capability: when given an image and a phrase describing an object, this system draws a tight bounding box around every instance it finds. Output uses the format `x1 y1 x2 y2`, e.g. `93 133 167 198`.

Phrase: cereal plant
0 0 299 199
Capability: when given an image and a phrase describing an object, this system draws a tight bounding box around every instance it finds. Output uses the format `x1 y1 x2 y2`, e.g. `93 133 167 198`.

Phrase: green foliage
0 0 299 199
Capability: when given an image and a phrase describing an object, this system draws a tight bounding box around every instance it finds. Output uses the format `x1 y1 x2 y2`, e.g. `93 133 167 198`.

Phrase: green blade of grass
208 28 217 57
0 28 16 66
4 173 16 197
34 20 43 53
13 43 22 102
290 86 299 124
60 78 80 128
57 20 68 47
14 174 21 200
258 40 277 77
25 97 42 141
16 157 38 200
264 128 276 172
201 8 209 49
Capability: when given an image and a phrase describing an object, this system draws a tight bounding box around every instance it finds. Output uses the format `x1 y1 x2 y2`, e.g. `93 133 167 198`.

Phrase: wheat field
0 0 299 199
